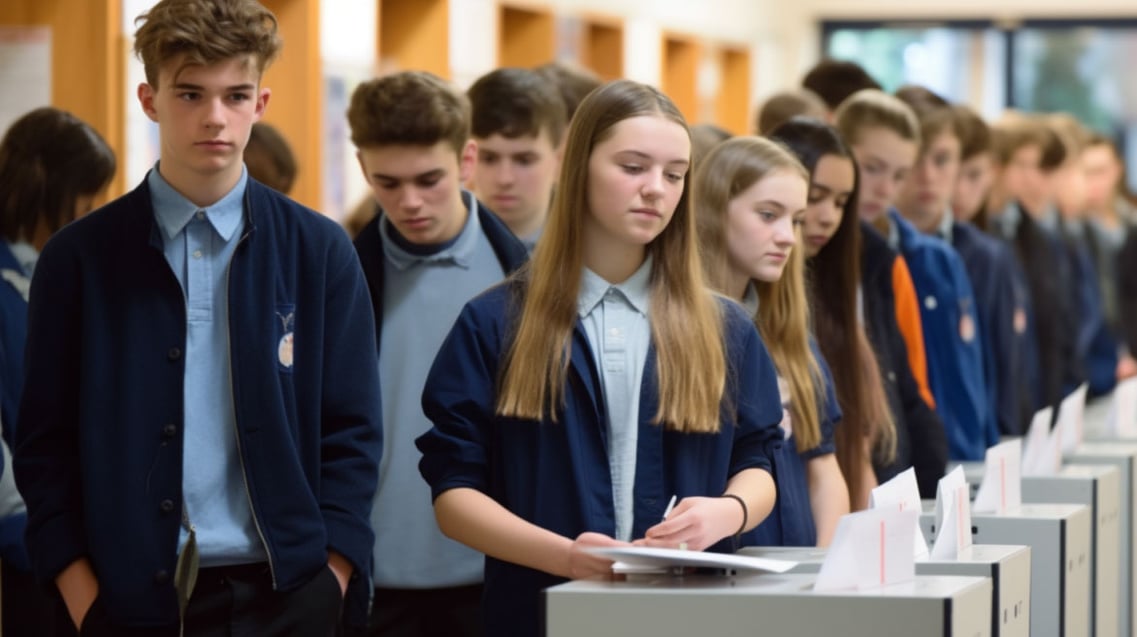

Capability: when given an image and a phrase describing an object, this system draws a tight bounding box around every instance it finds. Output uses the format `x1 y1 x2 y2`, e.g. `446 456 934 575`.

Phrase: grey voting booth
544 573 993 637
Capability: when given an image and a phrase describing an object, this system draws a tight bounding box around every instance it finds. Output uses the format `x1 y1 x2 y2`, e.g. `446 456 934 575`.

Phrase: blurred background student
0 106 116 635
244 121 297 195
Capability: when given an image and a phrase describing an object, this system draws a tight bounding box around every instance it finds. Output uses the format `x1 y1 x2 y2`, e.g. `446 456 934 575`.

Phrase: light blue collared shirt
740 280 759 316
373 191 504 587
991 201 1022 241
578 257 653 542
936 206 955 243
149 165 266 566
6 241 37 279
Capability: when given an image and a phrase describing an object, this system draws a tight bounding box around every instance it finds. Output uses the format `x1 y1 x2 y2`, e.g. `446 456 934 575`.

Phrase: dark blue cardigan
13 177 382 628
417 280 784 637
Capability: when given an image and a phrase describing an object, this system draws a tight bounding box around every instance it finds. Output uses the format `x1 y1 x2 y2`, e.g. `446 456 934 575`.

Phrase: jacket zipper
227 228 277 588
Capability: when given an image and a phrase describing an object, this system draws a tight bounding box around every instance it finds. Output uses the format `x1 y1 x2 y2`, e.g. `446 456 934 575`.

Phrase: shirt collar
740 280 759 316
380 190 481 271
577 255 653 318
1036 204 1060 233
6 240 38 277
936 206 955 243
885 210 900 251
992 201 1021 240
148 163 247 242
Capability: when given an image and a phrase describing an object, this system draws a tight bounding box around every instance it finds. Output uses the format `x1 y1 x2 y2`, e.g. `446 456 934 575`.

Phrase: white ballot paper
1108 377 1137 437
1058 383 1089 454
582 546 797 574
972 439 1022 515
869 467 928 559
1022 406 1058 476
814 508 918 591
930 466 972 559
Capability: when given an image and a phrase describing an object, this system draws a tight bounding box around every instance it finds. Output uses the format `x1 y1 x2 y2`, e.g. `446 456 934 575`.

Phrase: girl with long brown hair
767 117 946 505
416 80 784 637
694 136 848 545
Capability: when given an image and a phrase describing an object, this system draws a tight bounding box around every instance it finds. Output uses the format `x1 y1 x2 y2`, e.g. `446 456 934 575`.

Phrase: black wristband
721 494 748 536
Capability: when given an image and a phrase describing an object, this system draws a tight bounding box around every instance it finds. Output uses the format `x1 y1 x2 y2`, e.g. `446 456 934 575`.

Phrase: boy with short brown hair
348 71 527 636
467 67 566 248
14 1 382 634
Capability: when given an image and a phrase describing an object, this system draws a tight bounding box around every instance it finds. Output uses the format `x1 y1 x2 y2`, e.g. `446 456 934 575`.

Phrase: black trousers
57 562 342 637
346 584 483 637
3 561 61 636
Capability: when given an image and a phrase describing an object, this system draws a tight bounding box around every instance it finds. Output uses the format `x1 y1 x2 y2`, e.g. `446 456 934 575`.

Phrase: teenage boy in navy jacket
467 68 566 251
13 1 382 635
348 72 527 637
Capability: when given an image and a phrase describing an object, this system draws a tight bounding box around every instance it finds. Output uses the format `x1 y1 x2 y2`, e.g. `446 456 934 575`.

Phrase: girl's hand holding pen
635 496 745 552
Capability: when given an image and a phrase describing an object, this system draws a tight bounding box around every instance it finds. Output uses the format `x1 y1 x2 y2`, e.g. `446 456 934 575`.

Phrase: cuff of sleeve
27 513 86 586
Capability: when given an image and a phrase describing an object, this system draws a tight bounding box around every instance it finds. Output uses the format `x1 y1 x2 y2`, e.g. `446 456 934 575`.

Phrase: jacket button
162 423 177 439
159 499 175 514
154 570 170 584
168 347 182 361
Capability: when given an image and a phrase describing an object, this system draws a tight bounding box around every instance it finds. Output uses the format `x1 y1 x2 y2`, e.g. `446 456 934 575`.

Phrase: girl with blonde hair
694 135 849 545
416 80 784 637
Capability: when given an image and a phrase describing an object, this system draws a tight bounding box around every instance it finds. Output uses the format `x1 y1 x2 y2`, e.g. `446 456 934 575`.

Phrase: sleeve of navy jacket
319 236 384 589
720 300 783 478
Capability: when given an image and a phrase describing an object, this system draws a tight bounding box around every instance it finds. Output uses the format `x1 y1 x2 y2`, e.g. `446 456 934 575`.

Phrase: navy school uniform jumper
13 177 383 629
859 221 948 498
745 339 842 547
888 210 996 460
0 241 30 570
1060 219 1119 398
994 203 1084 409
1119 225 1137 356
416 279 785 637
948 219 1036 436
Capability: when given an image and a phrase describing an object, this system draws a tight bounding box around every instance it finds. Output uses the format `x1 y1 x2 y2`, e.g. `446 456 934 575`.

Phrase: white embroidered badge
1013 307 1027 335
277 310 295 368
959 313 975 343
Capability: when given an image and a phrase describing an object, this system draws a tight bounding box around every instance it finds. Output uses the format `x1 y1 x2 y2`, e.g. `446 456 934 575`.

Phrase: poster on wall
0 26 51 135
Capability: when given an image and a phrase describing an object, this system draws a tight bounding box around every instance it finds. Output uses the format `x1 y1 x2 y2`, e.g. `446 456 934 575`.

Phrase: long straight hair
767 117 898 495
497 80 727 433
694 136 822 452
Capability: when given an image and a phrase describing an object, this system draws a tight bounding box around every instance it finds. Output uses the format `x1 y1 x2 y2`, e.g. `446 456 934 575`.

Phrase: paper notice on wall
0 27 51 136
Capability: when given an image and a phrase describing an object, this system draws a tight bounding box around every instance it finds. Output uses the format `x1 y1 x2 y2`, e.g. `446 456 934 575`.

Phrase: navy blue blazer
14 177 382 628
0 241 28 569
860 222 948 498
890 211 995 460
1120 226 1137 356
417 279 784 637
745 340 841 548
1062 221 1118 398
951 221 1033 436
1002 206 1084 409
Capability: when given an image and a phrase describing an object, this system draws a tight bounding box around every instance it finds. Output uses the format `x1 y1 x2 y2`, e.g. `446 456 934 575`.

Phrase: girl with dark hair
0 106 115 635
769 116 947 502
